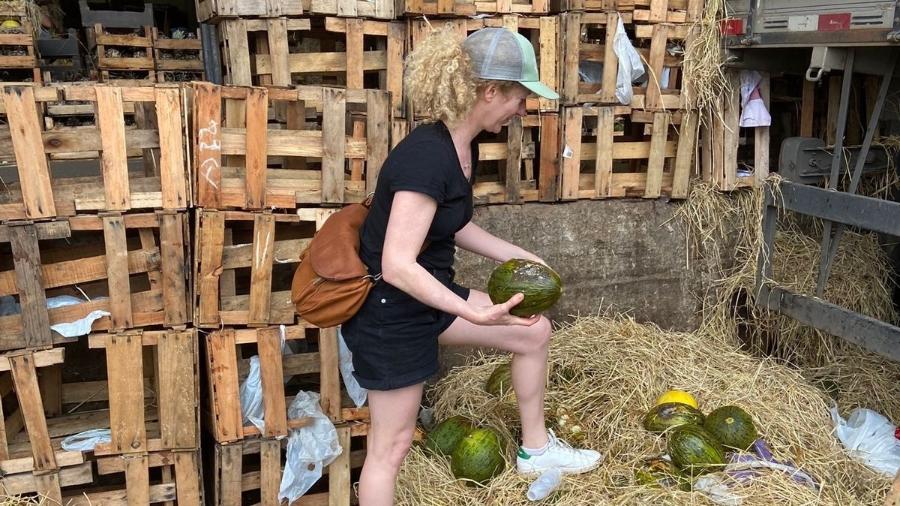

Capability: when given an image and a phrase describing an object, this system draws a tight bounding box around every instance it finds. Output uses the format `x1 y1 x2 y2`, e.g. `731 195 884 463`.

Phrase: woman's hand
466 293 541 327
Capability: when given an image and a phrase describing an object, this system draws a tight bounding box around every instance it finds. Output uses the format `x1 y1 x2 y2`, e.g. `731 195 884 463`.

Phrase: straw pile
683 0 728 113
396 316 891 505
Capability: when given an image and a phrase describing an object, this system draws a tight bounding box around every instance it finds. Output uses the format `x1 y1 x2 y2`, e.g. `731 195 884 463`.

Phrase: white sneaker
516 430 603 476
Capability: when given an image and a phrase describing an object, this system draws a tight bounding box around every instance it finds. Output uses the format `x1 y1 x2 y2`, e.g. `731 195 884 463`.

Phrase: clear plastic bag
830 406 900 476
527 468 562 501
337 326 367 408
61 429 112 452
278 391 343 503
612 14 645 105
240 356 265 433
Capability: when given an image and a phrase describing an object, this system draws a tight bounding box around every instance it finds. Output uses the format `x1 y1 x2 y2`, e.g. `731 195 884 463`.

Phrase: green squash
634 457 688 489
703 405 758 451
425 415 475 456
667 424 726 477
643 403 706 433
451 428 506 485
487 259 562 317
485 362 516 401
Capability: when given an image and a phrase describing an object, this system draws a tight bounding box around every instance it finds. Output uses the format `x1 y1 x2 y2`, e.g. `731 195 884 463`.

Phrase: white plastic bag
337 326 367 408
278 391 343 503
61 429 112 452
613 15 645 105
527 468 562 501
240 356 265 433
830 406 900 476
739 70 771 128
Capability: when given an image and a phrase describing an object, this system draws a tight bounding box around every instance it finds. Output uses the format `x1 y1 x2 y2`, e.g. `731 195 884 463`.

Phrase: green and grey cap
462 27 559 100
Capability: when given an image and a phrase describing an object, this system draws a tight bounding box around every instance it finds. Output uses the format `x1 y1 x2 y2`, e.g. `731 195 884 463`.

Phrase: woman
341 26 602 505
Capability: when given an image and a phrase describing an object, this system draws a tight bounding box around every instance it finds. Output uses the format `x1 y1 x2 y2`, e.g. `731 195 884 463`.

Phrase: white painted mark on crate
562 145 574 159
255 230 272 269
198 119 222 190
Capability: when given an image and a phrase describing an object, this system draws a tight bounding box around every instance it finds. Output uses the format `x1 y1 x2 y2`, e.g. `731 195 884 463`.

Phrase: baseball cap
462 27 560 100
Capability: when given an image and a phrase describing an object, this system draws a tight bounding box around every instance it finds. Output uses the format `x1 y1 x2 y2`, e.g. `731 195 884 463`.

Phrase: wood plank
329 426 351 506
723 73 740 190
8 224 51 348
9 353 56 472
248 213 276 325
0 220 70 243
125 455 150 506
103 214 134 330
155 88 188 209
560 107 582 200
366 91 390 193
645 24 669 111
244 87 269 210
826 75 841 146
321 88 347 205
159 212 188 327
66 483 176 505
386 23 405 116
318 327 341 421
158 330 197 449
2 87 55 218
0 450 82 475
216 443 243 505
505 116 523 204
754 73 770 185
260 439 281 506
600 12 618 104
594 107 614 198
561 13 581 104
105 333 147 453
346 19 365 90
644 112 669 198
198 211 225 327
672 110 698 198
38 364 60 420
174 451 202 506
2 463 91 496
266 18 291 87
207 329 243 442
194 82 223 208
95 87 131 211
258 327 287 438
538 114 559 202
222 21 251 86
0 348 64 373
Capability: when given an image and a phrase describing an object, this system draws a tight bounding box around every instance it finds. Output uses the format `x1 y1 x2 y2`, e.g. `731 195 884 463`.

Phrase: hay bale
400 316 890 505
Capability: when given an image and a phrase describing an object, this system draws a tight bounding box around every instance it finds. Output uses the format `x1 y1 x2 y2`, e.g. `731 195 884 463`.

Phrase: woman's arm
455 221 544 264
381 191 538 326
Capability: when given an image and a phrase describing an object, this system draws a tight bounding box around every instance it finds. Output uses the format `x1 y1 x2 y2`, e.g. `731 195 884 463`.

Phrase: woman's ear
482 83 498 102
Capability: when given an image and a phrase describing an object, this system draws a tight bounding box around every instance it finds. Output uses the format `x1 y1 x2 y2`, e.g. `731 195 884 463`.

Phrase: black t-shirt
359 121 477 275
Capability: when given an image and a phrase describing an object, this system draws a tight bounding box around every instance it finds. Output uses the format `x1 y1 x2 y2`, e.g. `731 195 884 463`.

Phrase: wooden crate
37 29 86 83
209 421 368 505
218 17 405 115
559 12 695 109
700 71 770 190
153 28 205 82
0 85 191 221
0 213 191 351
559 106 697 199
89 24 156 84
408 15 559 112
195 0 305 23
552 0 702 21
204 324 369 443
194 209 327 329
2 444 203 504
401 0 548 17
0 331 199 501
192 83 391 210
0 3 41 84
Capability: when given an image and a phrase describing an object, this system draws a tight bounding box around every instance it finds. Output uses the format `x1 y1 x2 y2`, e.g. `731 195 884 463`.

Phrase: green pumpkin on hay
485 362 516 402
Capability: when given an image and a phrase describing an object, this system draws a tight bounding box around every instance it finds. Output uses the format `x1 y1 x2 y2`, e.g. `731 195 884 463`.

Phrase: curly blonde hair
405 24 519 125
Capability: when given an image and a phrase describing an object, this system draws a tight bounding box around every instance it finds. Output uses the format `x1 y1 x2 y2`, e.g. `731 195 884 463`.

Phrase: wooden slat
594 107 614 198
366 91 390 193
2 463 90 497
2 87 55 219
346 19 365 89
600 12 618 104
266 18 291 87
174 451 202 506
321 88 347 205
248 213 276 326
34 472 63 504
258 327 287 438
9 353 56 471
260 439 281 506
329 426 351 506
244 87 269 209
103 214 134 330
158 330 197 449
645 24 669 111
643 112 669 198
0 348 64 372
155 88 188 209
505 116 523 204
95 87 131 211
8 224 51 348
722 73 740 190
106 333 147 453
198 211 225 327
207 329 243 442
194 82 223 208
754 73 771 185
0 220 70 243
222 21 252 86
318 327 341 421
125 455 150 505
159 212 188 327
560 107 582 200
672 110 698 198
386 23 405 116
216 443 243 505
538 114 559 202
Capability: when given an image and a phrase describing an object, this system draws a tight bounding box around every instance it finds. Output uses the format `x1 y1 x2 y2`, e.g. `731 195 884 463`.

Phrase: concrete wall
439 199 701 374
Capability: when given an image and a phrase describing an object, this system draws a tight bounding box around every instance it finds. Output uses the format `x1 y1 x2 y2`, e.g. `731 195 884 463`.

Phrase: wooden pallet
195 0 305 23
560 12 695 109
218 17 405 115
700 71 770 190
552 0 702 21
0 4 41 84
559 106 697 199
402 0 548 17
89 24 155 83
192 83 392 210
0 213 191 351
0 85 190 220
194 209 326 329
153 28 205 82
0 331 200 501
408 15 559 112
209 421 367 505
204 324 369 443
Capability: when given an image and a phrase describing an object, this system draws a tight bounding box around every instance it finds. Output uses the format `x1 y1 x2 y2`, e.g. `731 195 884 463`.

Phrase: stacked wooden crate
0 1 41 83
191 82 382 505
0 83 202 504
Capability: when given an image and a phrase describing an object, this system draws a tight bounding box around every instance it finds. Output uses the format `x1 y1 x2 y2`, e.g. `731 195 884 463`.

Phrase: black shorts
341 268 470 391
